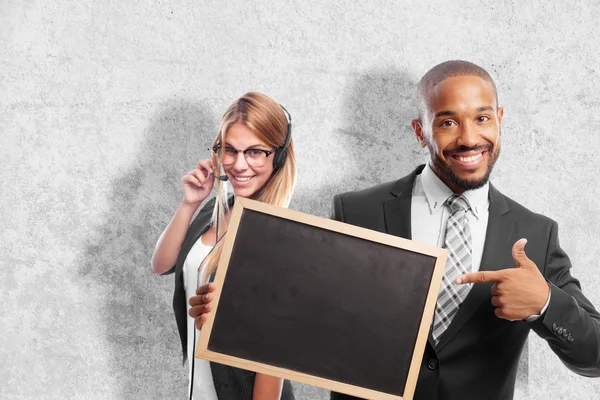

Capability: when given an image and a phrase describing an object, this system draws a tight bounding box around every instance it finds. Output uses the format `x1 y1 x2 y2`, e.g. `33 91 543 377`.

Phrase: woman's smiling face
221 121 275 198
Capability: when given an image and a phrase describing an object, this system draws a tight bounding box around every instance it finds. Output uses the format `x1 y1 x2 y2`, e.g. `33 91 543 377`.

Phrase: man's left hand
457 238 550 321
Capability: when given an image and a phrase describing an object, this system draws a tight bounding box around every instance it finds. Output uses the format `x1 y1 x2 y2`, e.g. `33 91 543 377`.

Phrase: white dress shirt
411 163 490 274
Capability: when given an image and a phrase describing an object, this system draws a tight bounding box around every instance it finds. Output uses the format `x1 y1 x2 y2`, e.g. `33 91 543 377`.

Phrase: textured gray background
2 1 600 399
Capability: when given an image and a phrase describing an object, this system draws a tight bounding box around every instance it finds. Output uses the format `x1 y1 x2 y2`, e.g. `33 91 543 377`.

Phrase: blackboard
197 198 447 400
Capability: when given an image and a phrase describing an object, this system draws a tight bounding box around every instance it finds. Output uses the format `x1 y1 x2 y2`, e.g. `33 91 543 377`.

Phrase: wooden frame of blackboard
196 197 447 400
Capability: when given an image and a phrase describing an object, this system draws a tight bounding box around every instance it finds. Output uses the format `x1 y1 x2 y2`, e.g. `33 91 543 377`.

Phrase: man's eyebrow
434 110 456 118
433 106 494 118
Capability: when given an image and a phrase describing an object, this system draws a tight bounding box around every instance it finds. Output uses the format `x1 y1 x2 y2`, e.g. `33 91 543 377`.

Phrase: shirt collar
420 163 489 219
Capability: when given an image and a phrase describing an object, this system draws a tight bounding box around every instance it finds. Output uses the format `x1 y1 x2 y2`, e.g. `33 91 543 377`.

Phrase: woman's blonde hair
201 92 297 282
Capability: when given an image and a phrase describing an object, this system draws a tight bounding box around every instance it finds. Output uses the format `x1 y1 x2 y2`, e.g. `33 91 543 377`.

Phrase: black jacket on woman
164 196 295 399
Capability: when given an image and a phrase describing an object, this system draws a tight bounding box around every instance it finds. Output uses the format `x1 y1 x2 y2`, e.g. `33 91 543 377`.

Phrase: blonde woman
152 92 297 400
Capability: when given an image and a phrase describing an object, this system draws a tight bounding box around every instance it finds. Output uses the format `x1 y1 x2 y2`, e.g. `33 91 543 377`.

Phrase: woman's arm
152 159 215 275
253 373 284 400
151 201 200 274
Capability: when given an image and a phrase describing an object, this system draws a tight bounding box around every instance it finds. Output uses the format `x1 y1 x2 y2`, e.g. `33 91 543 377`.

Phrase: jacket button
562 330 569 338
427 359 438 370
567 334 574 343
557 327 564 334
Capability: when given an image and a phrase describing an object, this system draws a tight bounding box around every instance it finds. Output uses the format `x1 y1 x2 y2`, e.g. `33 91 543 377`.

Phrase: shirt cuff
525 288 551 322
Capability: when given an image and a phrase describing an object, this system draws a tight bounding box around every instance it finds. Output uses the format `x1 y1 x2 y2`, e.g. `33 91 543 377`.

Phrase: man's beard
429 143 500 191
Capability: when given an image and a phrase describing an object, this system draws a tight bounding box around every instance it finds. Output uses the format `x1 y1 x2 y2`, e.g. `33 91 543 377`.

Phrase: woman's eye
248 149 264 156
224 147 237 155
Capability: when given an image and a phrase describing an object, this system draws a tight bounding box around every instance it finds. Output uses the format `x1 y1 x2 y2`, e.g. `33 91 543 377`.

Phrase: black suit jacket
330 165 600 400
163 197 295 400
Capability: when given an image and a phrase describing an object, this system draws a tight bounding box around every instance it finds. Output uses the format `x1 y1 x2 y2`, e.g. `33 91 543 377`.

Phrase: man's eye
478 116 490 122
441 120 456 127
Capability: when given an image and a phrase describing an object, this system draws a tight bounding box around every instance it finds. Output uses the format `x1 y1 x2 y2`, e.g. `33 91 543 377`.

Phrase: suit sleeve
528 221 600 377
331 194 345 222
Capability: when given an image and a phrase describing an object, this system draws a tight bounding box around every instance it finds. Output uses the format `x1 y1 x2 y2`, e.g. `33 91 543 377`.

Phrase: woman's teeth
234 176 254 182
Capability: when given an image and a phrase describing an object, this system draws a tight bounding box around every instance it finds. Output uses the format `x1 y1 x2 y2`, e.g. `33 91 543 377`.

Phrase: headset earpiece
273 104 292 170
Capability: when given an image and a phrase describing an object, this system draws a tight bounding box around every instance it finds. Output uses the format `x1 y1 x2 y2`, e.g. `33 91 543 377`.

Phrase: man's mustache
443 144 493 156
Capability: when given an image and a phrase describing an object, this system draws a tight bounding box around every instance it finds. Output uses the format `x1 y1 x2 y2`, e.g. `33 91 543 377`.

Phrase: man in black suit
330 60 600 399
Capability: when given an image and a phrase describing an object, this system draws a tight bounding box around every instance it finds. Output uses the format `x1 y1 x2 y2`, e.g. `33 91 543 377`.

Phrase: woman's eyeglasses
212 144 277 168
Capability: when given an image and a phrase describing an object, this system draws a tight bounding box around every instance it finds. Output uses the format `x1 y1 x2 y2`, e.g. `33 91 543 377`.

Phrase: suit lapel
174 195 234 281
383 165 424 239
383 191 412 239
176 203 214 270
435 184 513 351
382 165 438 347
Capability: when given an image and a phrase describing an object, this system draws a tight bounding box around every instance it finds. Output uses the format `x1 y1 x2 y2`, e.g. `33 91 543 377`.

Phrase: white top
411 162 490 273
182 237 219 400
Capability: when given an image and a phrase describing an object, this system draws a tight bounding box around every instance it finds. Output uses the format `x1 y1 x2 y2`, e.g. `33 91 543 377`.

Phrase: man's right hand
189 283 216 330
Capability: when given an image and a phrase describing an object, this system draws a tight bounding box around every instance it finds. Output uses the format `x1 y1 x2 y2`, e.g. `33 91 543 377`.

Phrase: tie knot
446 194 470 213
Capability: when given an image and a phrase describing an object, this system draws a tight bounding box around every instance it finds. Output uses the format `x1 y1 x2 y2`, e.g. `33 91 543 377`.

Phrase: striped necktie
432 194 473 344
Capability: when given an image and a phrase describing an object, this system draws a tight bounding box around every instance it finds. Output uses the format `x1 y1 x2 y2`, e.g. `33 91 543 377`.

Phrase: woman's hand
182 159 215 205
152 160 215 275
189 283 216 330
253 374 284 400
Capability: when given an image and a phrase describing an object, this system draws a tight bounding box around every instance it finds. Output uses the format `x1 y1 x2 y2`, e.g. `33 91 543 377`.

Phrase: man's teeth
234 176 254 182
457 153 483 162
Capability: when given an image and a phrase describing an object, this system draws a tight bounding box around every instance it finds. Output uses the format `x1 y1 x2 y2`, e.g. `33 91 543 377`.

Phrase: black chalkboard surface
197 198 447 400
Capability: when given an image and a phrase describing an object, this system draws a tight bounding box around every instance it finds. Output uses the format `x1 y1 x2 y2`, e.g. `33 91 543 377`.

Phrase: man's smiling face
413 75 504 193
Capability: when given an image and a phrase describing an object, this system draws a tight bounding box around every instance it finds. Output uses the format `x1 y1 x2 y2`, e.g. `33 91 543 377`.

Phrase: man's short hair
416 60 498 121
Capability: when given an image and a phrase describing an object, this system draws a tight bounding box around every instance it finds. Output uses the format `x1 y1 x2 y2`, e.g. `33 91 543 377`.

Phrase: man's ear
412 119 427 148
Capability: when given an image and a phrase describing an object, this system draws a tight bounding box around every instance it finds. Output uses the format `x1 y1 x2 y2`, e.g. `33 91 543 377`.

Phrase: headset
272 104 292 171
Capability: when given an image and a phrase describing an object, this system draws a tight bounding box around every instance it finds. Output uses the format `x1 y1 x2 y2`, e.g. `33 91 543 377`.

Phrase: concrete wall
2 1 600 398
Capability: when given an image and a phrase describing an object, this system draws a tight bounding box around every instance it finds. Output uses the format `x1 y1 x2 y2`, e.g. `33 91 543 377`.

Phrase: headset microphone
214 175 228 181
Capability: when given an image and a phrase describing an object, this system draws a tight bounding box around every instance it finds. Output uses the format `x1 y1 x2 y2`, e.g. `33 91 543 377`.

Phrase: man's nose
456 122 479 148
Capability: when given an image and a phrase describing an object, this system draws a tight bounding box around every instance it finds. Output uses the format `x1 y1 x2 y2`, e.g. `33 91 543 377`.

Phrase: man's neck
428 162 466 194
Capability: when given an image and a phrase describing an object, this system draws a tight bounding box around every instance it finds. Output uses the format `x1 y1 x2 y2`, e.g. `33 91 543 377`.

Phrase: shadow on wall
291 68 424 218
338 68 424 183
78 99 218 399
